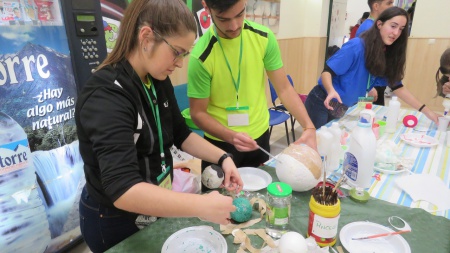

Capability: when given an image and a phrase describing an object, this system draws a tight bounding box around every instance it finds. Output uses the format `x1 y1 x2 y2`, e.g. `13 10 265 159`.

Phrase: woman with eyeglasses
436 48 450 97
75 0 243 252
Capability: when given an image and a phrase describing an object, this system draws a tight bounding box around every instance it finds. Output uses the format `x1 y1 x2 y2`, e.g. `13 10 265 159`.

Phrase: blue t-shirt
318 38 387 106
355 19 374 37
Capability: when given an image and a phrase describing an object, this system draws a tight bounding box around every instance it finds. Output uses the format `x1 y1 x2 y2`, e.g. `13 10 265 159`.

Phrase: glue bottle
385 96 401 133
342 108 376 189
360 103 375 124
443 94 450 116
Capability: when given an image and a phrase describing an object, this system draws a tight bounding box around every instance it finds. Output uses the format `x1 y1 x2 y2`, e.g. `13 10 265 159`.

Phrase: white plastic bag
173 169 201 194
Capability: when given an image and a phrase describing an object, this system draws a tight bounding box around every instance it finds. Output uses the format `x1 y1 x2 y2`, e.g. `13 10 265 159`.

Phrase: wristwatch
218 153 233 167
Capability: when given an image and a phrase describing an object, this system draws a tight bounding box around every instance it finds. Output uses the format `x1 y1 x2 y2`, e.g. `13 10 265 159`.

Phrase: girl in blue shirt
305 7 439 129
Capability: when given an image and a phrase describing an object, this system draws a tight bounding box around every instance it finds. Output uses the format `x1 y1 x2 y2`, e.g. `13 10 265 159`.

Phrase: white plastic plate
238 167 272 191
400 133 438 148
162 226 227 253
340 222 411 253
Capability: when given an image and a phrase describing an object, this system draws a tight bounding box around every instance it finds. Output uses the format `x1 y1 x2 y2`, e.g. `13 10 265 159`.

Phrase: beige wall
410 0 450 38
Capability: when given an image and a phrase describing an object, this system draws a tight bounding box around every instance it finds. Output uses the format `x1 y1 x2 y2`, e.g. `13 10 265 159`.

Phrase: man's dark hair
204 0 240 13
361 7 409 86
367 0 384 11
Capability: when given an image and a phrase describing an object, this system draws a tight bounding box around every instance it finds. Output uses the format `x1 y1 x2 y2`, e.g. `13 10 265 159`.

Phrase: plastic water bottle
327 122 342 171
343 109 377 189
443 94 450 116
0 112 51 252
385 96 401 133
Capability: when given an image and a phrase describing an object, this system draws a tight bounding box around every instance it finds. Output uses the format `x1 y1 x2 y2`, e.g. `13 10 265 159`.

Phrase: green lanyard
214 26 243 107
141 76 167 172
366 74 373 95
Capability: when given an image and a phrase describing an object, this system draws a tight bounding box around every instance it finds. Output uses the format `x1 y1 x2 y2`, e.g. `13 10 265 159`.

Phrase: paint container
307 193 341 247
265 182 292 239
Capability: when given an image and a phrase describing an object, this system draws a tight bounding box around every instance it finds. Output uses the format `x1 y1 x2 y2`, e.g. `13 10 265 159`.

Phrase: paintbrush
258 145 283 164
352 230 411 240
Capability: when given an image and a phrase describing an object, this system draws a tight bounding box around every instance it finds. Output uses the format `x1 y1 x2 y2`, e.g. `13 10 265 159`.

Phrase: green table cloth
107 166 450 253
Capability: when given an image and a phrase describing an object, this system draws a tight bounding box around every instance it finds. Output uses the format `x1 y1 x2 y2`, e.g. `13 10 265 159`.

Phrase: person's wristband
303 127 316 132
218 153 233 167
418 104 426 112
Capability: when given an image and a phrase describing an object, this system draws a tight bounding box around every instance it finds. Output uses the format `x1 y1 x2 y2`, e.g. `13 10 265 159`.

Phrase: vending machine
0 0 106 252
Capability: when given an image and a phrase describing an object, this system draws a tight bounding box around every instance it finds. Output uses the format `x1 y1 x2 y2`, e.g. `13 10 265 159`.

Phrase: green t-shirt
188 20 283 141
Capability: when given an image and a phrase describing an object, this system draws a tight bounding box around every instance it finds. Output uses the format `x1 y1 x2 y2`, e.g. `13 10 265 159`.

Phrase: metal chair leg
284 121 290 145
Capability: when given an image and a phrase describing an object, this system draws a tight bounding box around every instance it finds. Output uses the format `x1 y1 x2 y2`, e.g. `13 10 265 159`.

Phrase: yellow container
307 195 341 247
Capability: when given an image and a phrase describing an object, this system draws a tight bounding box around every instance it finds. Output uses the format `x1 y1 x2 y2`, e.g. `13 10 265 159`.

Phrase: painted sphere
201 164 224 189
276 144 322 192
230 198 253 223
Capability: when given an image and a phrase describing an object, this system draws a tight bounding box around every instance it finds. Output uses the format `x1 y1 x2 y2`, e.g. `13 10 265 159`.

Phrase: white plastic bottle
0 112 51 252
443 94 450 116
342 110 377 189
385 96 401 133
327 122 342 172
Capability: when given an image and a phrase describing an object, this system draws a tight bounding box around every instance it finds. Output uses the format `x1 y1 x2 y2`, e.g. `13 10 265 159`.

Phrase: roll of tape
403 115 418 128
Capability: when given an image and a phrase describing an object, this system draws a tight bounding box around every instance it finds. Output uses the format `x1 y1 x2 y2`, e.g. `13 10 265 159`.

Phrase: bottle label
0 139 31 175
310 212 340 238
266 204 290 225
343 152 358 182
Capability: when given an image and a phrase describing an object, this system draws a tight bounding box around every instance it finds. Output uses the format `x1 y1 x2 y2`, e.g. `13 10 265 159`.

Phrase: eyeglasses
153 30 190 62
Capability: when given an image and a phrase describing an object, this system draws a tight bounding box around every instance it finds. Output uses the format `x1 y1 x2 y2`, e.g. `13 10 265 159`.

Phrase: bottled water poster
0 2 84 252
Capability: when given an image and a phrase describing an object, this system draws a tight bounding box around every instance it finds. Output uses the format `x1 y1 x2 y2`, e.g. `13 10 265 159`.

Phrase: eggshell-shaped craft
230 197 252 223
276 144 322 192
201 164 224 189
278 232 308 253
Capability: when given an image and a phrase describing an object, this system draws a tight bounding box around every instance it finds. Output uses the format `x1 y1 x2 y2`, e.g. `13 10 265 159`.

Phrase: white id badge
227 113 249 126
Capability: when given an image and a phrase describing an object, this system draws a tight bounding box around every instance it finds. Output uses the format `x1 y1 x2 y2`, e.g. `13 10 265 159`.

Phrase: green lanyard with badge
214 26 249 127
358 74 375 108
141 76 172 190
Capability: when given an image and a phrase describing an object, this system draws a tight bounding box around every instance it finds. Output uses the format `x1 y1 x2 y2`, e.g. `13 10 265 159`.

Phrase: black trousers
201 129 270 191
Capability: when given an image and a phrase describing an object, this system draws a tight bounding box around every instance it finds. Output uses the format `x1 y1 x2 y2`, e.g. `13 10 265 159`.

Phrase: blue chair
269 108 291 145
268 75 296 142
173 84 204 137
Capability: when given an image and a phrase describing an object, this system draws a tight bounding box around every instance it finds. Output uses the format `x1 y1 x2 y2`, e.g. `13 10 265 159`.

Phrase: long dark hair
436 48 450 97
98 0 197 69
361 7 409 86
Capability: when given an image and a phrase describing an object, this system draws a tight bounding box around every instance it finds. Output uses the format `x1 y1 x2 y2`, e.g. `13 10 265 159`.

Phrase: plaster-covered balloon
201 164 224 189
276 144 322 192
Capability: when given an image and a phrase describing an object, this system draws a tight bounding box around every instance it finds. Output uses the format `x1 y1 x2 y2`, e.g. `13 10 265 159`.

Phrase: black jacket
75 59 191 207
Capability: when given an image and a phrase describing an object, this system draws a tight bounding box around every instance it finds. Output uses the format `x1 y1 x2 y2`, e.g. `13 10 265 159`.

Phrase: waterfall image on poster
0 24 84 252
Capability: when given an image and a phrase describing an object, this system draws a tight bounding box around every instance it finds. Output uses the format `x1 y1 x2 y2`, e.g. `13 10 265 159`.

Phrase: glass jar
265 182 292 238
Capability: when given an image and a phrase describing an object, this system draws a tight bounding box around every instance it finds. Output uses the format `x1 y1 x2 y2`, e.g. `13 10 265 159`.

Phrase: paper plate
400 133 438 148
238 167 272 191
162 226 227 253
340 222 411 253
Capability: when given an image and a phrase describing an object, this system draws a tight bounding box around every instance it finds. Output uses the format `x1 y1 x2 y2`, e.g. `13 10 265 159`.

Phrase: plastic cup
438 117 450 132
377 120 386 137
372 123 380 139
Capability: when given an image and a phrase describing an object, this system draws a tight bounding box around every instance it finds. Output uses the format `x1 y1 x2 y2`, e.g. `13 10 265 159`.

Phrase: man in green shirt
188 0 316 174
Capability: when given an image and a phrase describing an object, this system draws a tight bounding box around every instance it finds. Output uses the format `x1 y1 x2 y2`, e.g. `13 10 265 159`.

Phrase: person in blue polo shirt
304 7 439 129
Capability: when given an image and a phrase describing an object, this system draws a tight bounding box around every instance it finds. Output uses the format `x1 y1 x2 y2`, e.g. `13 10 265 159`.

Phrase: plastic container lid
267 182 292 197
